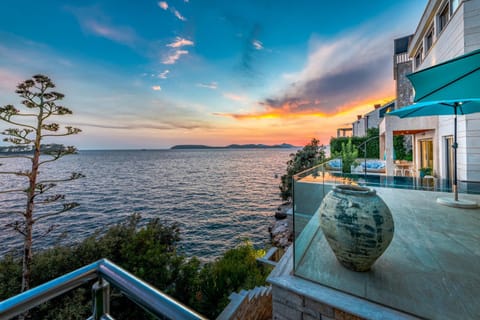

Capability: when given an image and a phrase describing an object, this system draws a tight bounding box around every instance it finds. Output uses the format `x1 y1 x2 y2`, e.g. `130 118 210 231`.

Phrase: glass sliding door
419 139 433 171
445 136 454 183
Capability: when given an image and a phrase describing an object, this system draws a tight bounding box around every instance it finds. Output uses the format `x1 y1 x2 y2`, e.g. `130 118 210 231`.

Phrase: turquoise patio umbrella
407 48 480 102
388 48 480 207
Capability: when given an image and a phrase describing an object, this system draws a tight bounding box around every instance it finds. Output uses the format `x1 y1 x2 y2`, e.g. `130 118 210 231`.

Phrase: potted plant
419 167 432 178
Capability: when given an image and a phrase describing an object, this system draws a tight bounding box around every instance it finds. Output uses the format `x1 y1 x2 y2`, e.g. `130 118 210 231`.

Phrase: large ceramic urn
319 184 394 272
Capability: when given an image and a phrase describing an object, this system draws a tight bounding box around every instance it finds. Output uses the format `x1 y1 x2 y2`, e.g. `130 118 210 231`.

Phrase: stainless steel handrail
0 259 205 320
98 259 204 320
0 261 99 319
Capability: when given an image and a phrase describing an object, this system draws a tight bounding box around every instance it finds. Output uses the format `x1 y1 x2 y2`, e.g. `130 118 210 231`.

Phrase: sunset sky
0 1 426 149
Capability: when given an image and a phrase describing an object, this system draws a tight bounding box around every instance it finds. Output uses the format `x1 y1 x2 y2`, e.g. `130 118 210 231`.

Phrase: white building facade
352 102 393 137
380 0 480 187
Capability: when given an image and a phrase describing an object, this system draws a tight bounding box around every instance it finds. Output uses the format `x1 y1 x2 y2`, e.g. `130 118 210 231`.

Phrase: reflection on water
0 149 293 260
298 170 480 194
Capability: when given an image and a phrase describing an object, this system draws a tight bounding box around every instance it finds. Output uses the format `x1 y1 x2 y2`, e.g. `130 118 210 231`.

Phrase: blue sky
0 0 426 149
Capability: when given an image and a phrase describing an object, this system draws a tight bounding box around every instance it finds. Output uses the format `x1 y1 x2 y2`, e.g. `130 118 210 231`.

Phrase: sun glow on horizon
0 1 426 149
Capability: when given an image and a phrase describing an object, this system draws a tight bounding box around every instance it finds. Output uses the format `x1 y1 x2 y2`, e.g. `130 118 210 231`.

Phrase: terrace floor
294 187 480 319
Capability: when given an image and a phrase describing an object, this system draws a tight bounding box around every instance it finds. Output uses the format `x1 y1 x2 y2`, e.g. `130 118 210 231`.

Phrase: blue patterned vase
319 184 394 272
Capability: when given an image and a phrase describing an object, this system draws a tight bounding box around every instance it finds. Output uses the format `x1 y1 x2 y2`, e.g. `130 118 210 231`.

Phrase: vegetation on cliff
279 138 326 201
0 214 270 319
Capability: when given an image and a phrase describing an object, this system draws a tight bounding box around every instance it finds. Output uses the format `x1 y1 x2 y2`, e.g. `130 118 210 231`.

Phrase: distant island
0 144 67 154
171 143 298 150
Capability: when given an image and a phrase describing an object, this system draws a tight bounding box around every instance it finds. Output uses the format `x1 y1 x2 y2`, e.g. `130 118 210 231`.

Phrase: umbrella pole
453 106 458 202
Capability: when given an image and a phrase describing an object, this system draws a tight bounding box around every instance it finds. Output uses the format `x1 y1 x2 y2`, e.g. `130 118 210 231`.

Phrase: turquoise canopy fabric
407 48 480 102
387 99 480 118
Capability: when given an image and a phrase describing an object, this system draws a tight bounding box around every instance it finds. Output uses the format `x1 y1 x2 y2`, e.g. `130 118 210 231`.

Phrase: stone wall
395 60 413 108
272 285 364 320
218 286 272 320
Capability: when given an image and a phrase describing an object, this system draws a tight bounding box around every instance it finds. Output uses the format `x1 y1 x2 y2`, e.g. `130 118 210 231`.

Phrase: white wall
464 0 480 52
465 113 480 181
418 1 465 69
432 112 480 182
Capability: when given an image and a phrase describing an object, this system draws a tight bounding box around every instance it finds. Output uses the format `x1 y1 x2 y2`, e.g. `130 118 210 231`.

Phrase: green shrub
330 128 379 159
0 215 270 319
279 138 326 201
194 242 271 318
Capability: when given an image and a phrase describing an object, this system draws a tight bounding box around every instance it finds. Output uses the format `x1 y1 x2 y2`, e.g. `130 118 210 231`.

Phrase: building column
385 128 395 176
380 134 385 160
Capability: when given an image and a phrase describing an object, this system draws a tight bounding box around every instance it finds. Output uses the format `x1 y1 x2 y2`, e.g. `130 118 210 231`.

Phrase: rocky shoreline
269 203 293 249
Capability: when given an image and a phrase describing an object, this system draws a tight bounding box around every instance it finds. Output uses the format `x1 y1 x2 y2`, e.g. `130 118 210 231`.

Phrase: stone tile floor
294 188 480 319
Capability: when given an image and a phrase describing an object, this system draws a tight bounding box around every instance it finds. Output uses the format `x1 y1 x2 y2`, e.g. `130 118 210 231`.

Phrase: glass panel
293 159 479 274
451 0 460 13
425 28 434 51
415 47 423 68
292 161 480 319
420 139 433 171
445 136 454 182
438 3 450 32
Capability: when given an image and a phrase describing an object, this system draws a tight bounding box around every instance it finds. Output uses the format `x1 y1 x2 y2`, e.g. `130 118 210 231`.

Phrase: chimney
357 115 362 120
374 104 381 109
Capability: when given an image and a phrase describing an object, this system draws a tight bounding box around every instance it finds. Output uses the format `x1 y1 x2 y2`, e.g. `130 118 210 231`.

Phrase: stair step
248 288 256 300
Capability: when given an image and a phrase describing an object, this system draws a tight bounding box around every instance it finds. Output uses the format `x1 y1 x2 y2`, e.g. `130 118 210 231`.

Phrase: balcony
268 162 480 319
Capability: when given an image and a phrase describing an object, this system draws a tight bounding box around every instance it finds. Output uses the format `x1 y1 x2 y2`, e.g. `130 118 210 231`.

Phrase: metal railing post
92 278 110 320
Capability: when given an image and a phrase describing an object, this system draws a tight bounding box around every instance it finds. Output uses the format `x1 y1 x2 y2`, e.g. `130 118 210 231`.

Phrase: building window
425 27 434 52
438 3 450 33
451 0 460 13
415 47 423 68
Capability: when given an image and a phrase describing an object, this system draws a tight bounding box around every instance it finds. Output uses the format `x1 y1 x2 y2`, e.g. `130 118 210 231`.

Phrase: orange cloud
216 94 394 121
208 93 394 147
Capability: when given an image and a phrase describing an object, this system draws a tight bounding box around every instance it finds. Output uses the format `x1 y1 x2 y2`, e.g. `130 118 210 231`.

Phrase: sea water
0 149 293 260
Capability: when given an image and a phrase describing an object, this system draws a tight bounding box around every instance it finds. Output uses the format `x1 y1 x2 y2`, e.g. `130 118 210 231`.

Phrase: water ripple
0 149 292 260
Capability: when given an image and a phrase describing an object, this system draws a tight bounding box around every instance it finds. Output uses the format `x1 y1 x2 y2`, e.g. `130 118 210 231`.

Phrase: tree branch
38 224 57 239
0 155 33 160
37 172 85 185
42 132 78 137
0 170 31 177
43 127 82 138
34 202 79 223
39 152 76 165
33 183 56 195
9 113 38 117
0 117 36 130
0 210 25 217
0 188 27 194
37 194 65 204
5 221 26 237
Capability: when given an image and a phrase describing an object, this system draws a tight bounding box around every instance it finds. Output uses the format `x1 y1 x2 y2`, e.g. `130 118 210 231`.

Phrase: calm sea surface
0 149 293 260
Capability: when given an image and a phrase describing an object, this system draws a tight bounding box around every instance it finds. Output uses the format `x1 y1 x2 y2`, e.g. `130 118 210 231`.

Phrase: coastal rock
269 218 292 249
274 202 291 220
